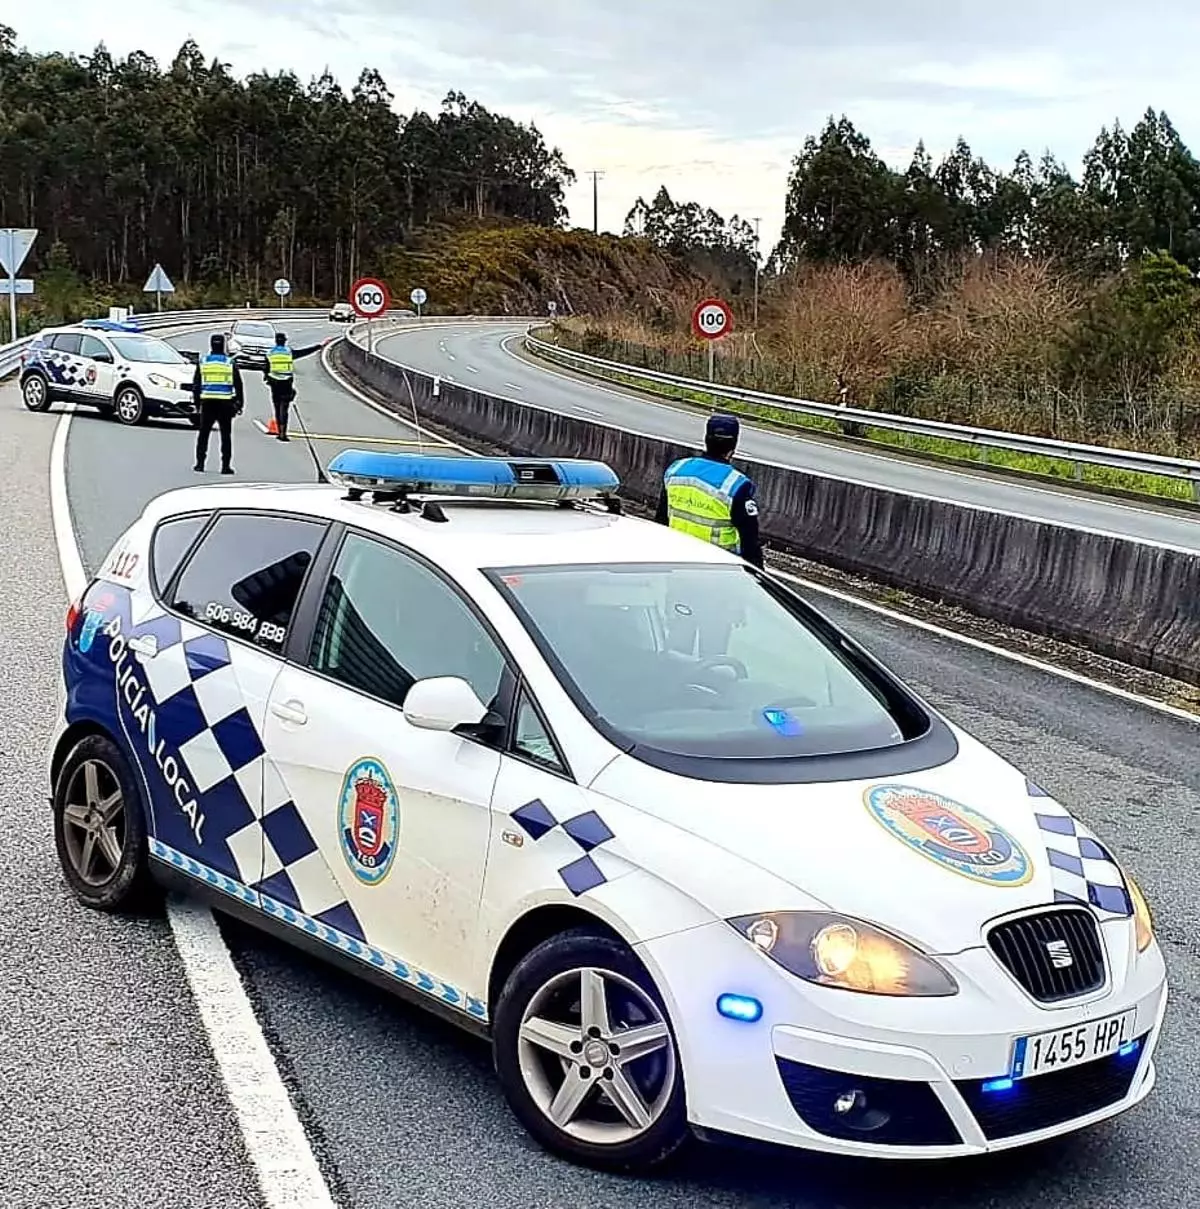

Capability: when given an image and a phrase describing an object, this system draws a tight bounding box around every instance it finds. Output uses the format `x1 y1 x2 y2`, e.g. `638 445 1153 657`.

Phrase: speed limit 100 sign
350 277 390 319
691 298 733 341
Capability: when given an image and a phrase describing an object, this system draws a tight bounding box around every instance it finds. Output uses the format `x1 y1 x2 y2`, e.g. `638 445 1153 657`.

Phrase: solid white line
771 568 1200 727
49 410 338 1208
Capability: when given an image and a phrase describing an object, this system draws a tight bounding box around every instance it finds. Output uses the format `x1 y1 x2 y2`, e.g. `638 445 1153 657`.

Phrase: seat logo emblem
1045 939 1073 969
338 757 399 885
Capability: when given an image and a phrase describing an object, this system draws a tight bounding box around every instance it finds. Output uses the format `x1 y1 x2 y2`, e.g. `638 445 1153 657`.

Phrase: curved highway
1 320 1195 1208
375 321 1200 552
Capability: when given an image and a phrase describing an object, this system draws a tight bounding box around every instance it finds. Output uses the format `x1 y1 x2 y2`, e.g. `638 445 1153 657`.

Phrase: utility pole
589 170 605 234
751 216 761 331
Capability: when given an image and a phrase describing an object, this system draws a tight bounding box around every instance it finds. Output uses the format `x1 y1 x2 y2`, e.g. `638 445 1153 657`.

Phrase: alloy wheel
61 758 126 886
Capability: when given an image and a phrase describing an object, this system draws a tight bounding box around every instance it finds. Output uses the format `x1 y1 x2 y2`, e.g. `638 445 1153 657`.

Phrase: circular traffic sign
274 278 291 297
351 277 390 319
691 297 732 340
410 287 427 307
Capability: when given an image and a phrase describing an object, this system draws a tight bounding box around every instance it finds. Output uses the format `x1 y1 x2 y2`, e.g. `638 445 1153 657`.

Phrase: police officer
262 331 323 442
656 413 762 567
192 333 244 475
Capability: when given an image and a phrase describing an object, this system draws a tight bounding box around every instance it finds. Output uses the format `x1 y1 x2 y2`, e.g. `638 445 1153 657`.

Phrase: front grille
775 1058 961 1147
987 907 1105 1002
956 1035 1146 1140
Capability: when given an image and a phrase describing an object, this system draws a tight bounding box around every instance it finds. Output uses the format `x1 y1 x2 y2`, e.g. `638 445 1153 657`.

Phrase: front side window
170 512 325 651
310 531 506 711
491 563 922 763
78 334 109 360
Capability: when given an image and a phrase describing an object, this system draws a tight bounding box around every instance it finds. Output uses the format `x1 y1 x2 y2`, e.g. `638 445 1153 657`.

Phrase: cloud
11 0 1200 254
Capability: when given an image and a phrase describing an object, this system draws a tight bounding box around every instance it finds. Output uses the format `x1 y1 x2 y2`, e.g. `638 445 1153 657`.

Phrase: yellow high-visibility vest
266 347 294 380
663 456 748 552
199 354 235 400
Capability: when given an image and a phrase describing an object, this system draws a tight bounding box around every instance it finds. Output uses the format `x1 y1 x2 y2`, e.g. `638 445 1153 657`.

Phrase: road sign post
351 277 391 352
274 278 291 305
0 228 37 342
690 297 733 382
410 287 427 319
143 263 175 312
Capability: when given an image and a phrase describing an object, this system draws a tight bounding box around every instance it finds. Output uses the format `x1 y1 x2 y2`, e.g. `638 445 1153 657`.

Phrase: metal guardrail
525 329 1200 502
0 306 342 380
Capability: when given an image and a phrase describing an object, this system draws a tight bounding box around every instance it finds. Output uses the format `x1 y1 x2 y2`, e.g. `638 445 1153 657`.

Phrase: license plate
1011 1008 1137 1079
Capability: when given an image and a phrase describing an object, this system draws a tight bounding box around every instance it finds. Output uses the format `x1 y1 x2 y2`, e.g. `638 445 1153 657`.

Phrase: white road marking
771 569 1200 726
467 366 479 373
49 408 339 1209
446 352 456 361
253 419 269 434
503 382 523 391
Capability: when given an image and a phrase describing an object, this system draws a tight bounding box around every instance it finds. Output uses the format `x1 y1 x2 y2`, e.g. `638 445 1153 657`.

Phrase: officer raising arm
192 332 244 475
655 413 762 567
263 330 324 442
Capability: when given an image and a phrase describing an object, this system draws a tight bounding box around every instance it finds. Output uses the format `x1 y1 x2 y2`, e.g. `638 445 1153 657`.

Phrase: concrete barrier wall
342 338 1200 686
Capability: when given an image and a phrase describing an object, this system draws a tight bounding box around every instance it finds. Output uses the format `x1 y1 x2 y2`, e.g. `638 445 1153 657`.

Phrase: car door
260 528 508 1005
77 333 117 405
47 332 86 398
141 509 330 894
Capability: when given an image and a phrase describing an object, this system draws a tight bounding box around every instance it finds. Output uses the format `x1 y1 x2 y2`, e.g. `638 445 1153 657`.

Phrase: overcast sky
12 2 1200 252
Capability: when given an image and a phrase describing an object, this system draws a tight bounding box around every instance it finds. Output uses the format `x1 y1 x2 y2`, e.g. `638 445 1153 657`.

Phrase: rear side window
169 512 325 652
150 514 210 594
50 333 82 355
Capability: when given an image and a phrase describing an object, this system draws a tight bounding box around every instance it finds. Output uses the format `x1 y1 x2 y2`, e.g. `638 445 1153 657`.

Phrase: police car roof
140 481 738 574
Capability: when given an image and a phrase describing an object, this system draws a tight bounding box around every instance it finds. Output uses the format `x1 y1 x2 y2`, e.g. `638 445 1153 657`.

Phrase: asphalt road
375 322 1200 552
3 323 1196 1208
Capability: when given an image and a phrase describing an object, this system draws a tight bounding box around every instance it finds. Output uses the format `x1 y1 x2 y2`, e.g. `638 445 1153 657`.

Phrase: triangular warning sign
0 229 37 276
143 263 175 293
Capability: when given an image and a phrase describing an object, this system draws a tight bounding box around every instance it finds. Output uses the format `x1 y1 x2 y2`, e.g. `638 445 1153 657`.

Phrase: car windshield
108 336 188 364
235 322 274 338
492 563 915 761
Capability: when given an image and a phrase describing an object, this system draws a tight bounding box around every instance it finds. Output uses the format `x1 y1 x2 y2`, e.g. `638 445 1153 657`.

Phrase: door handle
128 635 158 659
270 699 308 726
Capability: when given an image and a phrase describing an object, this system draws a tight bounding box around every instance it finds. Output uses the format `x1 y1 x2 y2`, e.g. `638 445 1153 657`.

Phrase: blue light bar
81 318 143 332
326 450 620 502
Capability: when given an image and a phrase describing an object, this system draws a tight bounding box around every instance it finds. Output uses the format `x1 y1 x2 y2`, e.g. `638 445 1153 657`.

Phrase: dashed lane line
50 404 340 1209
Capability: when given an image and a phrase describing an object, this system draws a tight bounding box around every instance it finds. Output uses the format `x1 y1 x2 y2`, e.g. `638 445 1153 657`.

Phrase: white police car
48 452 1166 1172
20 322 198 425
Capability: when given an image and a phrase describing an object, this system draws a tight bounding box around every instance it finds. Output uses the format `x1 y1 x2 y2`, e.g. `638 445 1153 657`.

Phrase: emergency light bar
325 450 621 502
80 319 143 332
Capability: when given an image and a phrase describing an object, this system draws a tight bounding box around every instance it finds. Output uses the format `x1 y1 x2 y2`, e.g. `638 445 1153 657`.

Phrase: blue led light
762 708 803 737
981 1077 1015 1094
716 993 763 1023
80 318 142 332
1118 1040 1140 1058
325 450 620 502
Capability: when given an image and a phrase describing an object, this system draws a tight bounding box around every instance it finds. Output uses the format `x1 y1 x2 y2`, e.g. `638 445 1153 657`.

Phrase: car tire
21 372 52 412
492 928 689 1173
114 384 146 425
52 733 157 912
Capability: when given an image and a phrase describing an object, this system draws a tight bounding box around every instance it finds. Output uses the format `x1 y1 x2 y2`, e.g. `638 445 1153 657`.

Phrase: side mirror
93 351 113 364
403 676 488 732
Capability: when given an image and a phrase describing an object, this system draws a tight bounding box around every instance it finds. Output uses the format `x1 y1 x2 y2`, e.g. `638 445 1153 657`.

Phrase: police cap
706 413 740 441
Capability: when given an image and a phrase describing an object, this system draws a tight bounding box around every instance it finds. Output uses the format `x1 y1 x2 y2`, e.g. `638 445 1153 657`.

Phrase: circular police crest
338 757 399 885
865 784 1032 886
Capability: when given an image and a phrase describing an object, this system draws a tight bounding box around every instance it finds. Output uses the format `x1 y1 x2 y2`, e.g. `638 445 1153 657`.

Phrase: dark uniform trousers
195 400 237 470
267 378 295 437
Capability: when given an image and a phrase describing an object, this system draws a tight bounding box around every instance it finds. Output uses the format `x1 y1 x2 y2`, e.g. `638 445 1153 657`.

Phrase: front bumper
639 919 1167 1158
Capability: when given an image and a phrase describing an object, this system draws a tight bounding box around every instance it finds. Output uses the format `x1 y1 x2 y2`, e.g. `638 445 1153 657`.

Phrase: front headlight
1126 875 1154 952
148 373 172 388
729 911 958 997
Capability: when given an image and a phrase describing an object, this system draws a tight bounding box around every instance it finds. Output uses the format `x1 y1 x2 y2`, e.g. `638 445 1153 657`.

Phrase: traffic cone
266 416 278 435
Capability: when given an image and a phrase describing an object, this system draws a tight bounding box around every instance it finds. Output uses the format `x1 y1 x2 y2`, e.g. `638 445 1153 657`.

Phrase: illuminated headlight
1126 875 1154 953
729 911 958 997
148 373 173 388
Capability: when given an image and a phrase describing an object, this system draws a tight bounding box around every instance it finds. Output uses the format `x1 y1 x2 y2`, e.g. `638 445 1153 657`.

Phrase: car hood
587 727 1117 954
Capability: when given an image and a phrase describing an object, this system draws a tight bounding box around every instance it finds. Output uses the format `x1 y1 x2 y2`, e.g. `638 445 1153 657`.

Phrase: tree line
0 26 574 298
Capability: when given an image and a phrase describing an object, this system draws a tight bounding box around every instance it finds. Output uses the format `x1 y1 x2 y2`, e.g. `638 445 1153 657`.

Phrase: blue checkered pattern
148 838 486 1020
1027 780 1133 918
127 600 366 935
510 799 617 896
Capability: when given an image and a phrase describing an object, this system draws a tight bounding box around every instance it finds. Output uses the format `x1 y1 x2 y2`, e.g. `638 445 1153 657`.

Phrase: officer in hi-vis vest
656 413 763 567
192 333 244 474
262 331 324 442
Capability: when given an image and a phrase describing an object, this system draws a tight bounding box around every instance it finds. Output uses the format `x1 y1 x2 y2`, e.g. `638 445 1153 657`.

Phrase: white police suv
20 321 198 425
49 452 1166 1172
